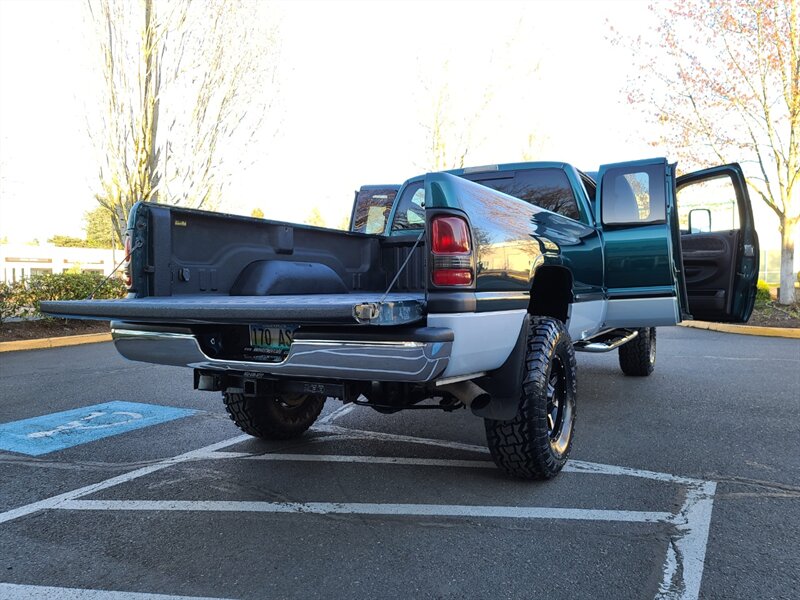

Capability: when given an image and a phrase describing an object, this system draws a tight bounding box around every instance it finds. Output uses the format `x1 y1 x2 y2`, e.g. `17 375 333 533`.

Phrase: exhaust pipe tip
438 380 491 409
471 393 491 411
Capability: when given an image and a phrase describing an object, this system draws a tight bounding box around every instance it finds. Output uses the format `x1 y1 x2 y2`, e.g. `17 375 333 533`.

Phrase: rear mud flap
472 314 530 420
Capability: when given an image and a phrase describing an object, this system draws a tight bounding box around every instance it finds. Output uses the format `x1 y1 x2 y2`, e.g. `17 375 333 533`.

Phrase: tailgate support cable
379 229 425 304
85 239 143 299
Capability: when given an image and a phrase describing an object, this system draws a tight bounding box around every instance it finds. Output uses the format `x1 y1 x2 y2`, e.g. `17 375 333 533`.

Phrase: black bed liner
40 293 426 326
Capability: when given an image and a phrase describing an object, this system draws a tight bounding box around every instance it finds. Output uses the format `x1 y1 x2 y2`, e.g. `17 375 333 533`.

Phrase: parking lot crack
0 456 178 473
711 475 800 497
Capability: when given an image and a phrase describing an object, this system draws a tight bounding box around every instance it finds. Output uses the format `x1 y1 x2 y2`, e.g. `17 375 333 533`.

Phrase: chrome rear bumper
111 327 451 382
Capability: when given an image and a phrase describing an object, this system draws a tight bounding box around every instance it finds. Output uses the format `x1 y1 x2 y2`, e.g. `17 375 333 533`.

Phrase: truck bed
41 293 426 326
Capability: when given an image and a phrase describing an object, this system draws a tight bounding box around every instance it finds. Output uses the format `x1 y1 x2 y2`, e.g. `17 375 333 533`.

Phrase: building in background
0 243 118 283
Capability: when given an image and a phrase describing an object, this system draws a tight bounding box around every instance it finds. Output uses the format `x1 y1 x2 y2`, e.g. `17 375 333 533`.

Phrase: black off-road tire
223 392 325 440
618 327 656 377
484 316 577 480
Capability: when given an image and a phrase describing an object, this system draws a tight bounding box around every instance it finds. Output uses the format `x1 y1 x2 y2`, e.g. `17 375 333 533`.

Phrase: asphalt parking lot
0 326 798 600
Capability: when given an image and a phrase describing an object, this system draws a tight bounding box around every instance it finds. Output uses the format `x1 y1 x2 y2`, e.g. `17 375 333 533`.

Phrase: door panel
604 225 673 289
597 158 683 328
681 230 739 317
676 164 759 322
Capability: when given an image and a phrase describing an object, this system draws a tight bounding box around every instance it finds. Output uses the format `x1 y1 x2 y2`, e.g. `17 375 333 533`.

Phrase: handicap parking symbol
0 401 195 456
26 409 144 439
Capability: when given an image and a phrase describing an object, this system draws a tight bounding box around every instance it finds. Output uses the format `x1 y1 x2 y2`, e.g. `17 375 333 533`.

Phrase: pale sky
0 0 782 248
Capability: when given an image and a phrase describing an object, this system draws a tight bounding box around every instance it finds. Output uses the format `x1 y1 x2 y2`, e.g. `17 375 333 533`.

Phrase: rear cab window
351 187 400 234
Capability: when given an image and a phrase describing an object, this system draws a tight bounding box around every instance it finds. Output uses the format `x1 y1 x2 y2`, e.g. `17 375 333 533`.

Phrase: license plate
247 324 297 357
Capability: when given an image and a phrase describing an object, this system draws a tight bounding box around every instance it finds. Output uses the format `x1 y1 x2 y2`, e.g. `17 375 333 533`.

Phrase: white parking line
0 410 369 525
0 583 234 600
657 481 717 600
309 422 717 600
56 499 674 523
0 403 716 600
315 423 496 454
314 424 706 485
226 452 497 469
0 434 250 525
315 402 357 425
566 458 703 486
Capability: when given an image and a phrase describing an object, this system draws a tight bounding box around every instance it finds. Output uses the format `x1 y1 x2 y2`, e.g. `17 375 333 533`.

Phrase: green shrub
25 272 127 310
0 281 25 323
755 279 771 307
0 273 126 323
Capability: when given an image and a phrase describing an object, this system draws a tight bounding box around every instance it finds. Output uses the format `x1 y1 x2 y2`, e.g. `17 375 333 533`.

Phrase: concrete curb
0 332 112 353
680 320 800 339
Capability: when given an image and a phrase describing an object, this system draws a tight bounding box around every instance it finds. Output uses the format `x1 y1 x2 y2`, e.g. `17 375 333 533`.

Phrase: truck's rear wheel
484 316 577 480
223 392 325 440
618 327 656 376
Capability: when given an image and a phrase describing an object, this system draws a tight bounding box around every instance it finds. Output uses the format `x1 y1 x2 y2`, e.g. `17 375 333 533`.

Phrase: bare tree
419 60 494 171
86 0 281 246
616 0 799 304
416 18 542 172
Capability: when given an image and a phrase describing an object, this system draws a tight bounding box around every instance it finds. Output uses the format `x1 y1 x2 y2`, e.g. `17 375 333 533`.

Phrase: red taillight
123 235 132 287
431 215 473 286
432 269 473 286
432 216 471 254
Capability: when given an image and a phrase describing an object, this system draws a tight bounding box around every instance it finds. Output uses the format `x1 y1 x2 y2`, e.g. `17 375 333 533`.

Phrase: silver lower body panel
112 328 451 382
604 297 680 328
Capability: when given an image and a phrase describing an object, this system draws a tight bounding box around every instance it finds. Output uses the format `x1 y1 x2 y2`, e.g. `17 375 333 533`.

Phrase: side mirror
688 208 711 234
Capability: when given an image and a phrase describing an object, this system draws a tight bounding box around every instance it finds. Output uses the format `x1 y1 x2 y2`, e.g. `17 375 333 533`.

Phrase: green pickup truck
42 158 759 479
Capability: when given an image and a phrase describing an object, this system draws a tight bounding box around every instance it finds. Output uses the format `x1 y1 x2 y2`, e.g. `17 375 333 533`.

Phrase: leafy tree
87 0 281 247
336 215 351 231
47 235 89 248
304 207 326 228
617 0 799 304
83 206 119 249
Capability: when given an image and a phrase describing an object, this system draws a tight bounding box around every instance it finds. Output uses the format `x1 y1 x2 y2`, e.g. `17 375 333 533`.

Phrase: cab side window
391 182 426 232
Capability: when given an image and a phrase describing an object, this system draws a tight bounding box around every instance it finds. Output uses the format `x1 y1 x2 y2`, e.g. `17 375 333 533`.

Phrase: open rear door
676 164 759 322
597 158 689 328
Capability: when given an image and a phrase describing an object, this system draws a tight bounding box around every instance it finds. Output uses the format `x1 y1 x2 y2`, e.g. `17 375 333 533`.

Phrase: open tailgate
40 292 426 326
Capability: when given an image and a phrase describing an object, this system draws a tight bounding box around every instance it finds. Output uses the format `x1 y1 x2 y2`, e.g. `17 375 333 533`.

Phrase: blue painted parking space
0 401 195 456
